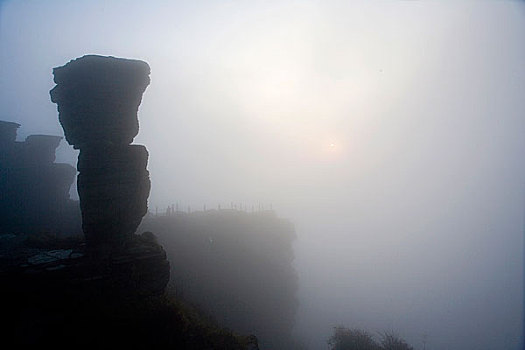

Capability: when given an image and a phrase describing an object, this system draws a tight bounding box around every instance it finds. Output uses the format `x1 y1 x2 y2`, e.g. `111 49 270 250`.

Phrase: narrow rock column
50 55 151 254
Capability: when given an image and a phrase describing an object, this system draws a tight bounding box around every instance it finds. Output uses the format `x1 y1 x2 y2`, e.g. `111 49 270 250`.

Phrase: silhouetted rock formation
47 54 170 299
0 120 20 144
0 121 80 235
0 56 261 349
50 55 150 149
50 55 152 252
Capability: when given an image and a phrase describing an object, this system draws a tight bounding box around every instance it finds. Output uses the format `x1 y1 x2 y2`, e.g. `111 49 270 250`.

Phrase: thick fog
1 1 523 349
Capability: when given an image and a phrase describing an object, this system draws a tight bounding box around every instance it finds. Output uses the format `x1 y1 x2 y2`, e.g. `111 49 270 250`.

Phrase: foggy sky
1 1 524 349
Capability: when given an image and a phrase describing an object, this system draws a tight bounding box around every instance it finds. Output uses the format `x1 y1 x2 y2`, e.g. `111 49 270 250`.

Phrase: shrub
328 327 413 350
379 331 414 350
328 327 381 350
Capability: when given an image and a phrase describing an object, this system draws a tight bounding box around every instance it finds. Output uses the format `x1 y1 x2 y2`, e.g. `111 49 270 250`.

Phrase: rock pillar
50 55 152 253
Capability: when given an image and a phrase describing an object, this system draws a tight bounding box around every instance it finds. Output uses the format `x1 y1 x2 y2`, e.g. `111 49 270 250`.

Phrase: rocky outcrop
50 55 152 253
50 55 150 149
0 56 259 348
0 121 80 235
48 54 169 297
0 120 20 145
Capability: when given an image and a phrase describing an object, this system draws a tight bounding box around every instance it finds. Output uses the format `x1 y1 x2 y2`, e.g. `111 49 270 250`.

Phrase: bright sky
1 1 524 349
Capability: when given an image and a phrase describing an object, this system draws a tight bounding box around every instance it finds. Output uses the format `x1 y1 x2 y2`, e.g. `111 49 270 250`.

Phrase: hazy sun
316 140 343 161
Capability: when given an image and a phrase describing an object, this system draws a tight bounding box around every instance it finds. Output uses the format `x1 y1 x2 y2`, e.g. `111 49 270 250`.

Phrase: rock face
0 121 21 145
50 55 150 149
0 57 259 348
48 53 169 297
0 121 80 235
50 55 152 252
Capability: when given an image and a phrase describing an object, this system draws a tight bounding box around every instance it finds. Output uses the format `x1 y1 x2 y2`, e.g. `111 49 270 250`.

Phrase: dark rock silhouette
0 56 258 349
50 55 152 253
0 121 80 235
45 54 170 301
50 55 150 149
0 120 20 144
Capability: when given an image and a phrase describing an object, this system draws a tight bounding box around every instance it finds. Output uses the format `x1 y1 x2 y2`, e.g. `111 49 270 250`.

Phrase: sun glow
311 138 345 162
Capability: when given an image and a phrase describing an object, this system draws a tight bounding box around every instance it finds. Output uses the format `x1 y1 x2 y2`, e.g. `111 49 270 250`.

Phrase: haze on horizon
1 1 523 349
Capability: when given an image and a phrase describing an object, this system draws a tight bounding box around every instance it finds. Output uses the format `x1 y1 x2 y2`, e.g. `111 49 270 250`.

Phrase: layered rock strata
50 55 152 253
0 56 172 346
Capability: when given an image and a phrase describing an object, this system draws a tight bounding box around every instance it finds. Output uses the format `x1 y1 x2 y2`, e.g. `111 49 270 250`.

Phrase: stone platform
1 233 169 301
1 232 170 345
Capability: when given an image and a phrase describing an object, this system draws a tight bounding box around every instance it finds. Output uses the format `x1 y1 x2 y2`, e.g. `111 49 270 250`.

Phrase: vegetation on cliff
328 327 414 350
